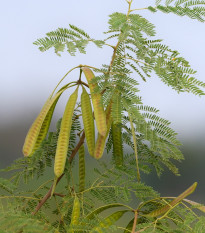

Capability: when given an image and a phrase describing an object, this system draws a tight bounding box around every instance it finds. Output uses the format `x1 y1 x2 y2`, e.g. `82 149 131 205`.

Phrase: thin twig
130 7 148 12
129 113 140 182
53 192 66 197
108 40 121 74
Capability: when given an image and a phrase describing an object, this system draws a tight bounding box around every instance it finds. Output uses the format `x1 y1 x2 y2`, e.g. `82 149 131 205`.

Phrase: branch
108 0 133 74
69 131 85 163
132 211 138 233
108 40 121 74
32 131 85 215
130 7 148 12
53 192 66 197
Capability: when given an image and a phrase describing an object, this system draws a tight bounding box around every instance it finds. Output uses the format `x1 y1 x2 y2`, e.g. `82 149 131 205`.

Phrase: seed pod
94 103 112 159
146 182 197 217
82 67 107 136
31 97 59 154
111 123 123 166
92 210 128 233
70 196 80 226
112 92 122 124
78 144 85 192
81 86 95 156
23 90 64 157
54 87 78 178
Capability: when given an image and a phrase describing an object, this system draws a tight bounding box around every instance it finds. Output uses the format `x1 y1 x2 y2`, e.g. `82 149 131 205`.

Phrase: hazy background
0 0 205 202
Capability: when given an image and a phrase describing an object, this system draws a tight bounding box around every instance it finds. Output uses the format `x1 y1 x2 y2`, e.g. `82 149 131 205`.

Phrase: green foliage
34 24 105 56
1 0 205 232
0 208 56 233
1 159 205 232
0 177 17 194
148 0 205 22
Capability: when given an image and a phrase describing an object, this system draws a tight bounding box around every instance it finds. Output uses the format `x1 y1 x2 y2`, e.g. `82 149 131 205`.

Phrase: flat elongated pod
111 123 123 166
146 182 197 217
86 203 127 220
81 86 95 156
78 144 85 192
112 92 122 124
70 196 80 226
54 87 78 178
23 89 65 157
31 97 59 154
94 103 112 159
82 67 107 136
91 210 128 233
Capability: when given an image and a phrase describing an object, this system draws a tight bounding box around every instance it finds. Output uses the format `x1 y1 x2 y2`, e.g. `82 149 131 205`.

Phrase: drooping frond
34 25 105 56
126 37 205 95
109 99 184 176
148 0 205 22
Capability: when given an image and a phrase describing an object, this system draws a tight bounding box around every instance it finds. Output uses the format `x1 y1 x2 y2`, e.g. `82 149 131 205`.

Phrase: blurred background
0 0 205 202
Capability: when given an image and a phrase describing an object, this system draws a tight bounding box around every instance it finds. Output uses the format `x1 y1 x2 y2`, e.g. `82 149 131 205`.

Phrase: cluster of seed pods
22 67 123 190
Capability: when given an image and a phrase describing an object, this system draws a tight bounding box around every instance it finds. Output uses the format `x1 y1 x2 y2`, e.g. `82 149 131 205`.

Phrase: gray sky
0 0 205 141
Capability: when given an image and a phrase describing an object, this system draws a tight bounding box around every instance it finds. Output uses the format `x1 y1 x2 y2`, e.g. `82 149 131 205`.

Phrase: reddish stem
131 211 138 233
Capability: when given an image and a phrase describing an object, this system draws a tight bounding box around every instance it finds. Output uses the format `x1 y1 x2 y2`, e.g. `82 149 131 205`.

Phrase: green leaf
0 178 17 194
108 12 127 30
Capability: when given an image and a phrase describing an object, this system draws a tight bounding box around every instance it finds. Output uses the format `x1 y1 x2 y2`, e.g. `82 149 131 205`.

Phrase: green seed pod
81 86 95 156
82 67 107 136
146 182 197 217
70 196 80 226
78 144 85 192
111 123 123 166
92 210 128 233
112 92 122 124
31 97 59 154
94 103 112 159
54 87 78 178
23 90 64 157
